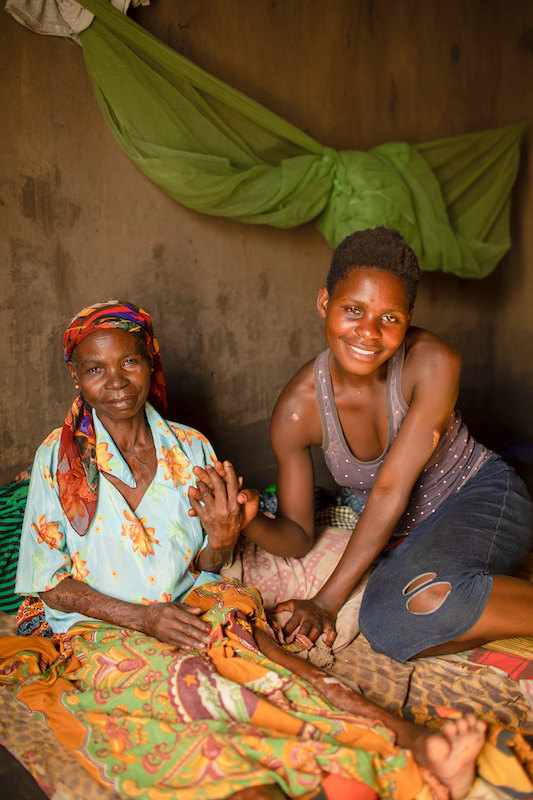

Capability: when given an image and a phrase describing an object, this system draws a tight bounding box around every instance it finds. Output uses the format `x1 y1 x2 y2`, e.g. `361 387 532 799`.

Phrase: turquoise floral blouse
16 402 222 633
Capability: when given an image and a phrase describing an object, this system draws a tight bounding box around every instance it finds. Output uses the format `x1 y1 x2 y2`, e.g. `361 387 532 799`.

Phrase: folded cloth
259 486 366 518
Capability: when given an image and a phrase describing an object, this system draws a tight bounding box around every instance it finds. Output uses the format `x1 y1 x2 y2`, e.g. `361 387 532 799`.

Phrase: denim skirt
358 454 533 662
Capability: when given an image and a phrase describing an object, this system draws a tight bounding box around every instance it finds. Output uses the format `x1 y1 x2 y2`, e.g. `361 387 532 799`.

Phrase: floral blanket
0 579 439 800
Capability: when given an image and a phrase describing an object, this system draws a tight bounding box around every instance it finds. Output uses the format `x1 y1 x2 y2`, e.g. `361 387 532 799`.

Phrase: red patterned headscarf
58 301 167 536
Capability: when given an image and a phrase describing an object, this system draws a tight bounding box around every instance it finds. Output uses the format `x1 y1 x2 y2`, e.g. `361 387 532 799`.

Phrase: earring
150 368 154 373
75 384 80 389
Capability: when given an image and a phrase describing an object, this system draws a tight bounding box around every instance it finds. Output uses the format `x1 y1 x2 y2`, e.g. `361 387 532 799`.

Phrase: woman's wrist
313 588 344 616
196 542 233 573
239 509 263 532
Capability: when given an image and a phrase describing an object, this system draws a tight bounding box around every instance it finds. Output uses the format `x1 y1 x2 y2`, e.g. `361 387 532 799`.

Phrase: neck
98 408 153 456
328 355 389 390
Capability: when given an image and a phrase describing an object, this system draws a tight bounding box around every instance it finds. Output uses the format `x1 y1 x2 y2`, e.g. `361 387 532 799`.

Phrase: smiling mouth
347 343 379 357
107 396 137 406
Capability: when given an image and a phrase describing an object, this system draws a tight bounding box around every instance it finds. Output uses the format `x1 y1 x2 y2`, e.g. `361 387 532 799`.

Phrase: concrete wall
2 0 533 490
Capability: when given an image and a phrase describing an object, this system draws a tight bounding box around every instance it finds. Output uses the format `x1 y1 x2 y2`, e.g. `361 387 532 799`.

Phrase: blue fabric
359 455 533 662
16 403 222 633
258 486 367 516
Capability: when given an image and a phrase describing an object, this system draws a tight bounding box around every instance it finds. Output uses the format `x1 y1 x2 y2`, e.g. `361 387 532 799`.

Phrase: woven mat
484 636 533 660
331 634 533 732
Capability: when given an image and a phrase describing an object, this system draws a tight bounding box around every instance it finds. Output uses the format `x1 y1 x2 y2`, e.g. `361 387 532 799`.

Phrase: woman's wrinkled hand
141 601 211 649
188 461 245 550
273 597 338 647
189 461 260 531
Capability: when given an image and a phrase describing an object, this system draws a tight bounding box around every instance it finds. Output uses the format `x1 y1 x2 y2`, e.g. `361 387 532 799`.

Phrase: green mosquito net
78 0 526 278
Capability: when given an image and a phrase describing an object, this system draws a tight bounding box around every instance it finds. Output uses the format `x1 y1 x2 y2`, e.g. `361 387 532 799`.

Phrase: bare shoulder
271 358 322 450
405 326 461 371
402 327 461 402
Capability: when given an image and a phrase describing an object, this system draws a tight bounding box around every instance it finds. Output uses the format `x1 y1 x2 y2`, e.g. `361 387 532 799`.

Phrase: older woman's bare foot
411 715 486 800
254 626 486 799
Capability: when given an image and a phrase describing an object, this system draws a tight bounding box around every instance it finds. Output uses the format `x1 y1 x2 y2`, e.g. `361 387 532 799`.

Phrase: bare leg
254 626 485 800
416 575 533 657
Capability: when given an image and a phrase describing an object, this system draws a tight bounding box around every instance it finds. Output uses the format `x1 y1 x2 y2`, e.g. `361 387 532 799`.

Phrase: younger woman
238 227 533 663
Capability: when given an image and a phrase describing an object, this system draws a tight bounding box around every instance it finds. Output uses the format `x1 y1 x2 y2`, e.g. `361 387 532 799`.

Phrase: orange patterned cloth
0 580 441 800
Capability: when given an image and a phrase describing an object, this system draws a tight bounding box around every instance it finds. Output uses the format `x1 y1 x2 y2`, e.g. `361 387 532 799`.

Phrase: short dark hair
326 227 421 307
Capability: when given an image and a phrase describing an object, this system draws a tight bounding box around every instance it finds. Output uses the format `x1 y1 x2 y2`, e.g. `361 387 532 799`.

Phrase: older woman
4 301 486 800
15 300 254 644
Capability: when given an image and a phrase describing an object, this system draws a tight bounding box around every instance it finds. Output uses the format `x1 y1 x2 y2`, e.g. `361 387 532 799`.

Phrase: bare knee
404 573 451 615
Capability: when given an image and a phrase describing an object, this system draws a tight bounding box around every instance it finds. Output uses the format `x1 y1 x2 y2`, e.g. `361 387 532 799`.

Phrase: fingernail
224 460 230 466
239 494 246 502
205 626 212 632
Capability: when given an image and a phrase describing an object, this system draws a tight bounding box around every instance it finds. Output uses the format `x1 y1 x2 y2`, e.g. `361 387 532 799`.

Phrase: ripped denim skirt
359 454 533 662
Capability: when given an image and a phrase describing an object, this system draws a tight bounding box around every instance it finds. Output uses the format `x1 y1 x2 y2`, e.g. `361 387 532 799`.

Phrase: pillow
222 525 371 653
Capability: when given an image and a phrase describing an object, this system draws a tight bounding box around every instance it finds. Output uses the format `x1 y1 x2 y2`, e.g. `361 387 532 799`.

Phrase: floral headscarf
58 301 167 536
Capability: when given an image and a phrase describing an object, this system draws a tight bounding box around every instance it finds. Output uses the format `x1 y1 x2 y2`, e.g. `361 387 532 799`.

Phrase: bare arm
40 578 211 649
237 450 315 557
278 336 462 644
190 364 319 559
232 363 320 557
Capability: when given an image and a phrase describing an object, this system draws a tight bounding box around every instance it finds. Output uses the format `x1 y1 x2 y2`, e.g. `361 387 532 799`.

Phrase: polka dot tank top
313 344 491 541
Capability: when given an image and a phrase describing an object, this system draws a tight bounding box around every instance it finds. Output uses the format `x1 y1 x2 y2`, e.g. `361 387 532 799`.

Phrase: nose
356 314 381 341
105 367 129 389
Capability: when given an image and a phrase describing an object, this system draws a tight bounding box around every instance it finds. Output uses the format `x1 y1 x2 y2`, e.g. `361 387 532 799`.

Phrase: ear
67 361 79 386
407 306 414 326
317 286 329 319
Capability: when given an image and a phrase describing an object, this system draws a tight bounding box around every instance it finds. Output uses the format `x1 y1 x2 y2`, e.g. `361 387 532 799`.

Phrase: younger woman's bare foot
408 715 486 800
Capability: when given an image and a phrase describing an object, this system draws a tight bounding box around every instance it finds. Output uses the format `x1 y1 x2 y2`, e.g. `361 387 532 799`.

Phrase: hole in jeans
406 582 451 615
402 572 436 595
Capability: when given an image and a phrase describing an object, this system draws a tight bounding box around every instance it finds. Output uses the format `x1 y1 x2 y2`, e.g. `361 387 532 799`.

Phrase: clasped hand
144 460 258 651
274 596 338 648
188 460 260 538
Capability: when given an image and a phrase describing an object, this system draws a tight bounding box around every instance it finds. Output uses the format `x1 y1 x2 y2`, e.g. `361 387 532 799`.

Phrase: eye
345 306 363 317
382 314 399 323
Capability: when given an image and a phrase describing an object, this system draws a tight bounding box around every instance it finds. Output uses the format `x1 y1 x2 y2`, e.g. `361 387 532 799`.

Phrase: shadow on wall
460 382 533 499
194 415 337 494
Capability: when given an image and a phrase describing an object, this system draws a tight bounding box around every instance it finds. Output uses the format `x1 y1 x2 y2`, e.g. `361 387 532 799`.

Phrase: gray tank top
313 345 490 541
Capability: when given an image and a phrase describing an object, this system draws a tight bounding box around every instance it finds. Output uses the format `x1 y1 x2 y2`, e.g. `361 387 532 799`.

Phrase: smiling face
68 328 153 426
317 266 413 378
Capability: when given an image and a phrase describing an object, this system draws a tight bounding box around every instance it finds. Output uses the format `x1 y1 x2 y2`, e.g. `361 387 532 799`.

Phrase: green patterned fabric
0 480 29 614
0 580 430 799
76 0 526 278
